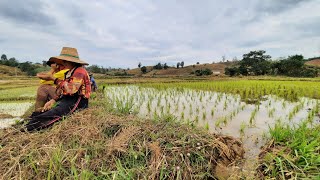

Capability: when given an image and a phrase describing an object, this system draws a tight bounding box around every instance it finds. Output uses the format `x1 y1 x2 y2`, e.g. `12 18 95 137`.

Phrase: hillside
127 62 234 77
0 65 25 76
305 58 320 67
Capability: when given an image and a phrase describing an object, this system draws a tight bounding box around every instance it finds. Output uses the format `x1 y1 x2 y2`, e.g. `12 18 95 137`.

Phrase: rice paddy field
0 77 319 179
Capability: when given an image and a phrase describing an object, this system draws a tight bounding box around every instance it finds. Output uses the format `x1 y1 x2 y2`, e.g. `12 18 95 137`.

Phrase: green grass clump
257 121 320 179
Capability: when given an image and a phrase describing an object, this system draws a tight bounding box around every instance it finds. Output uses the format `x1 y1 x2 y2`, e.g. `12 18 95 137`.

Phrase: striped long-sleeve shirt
55 67 91 99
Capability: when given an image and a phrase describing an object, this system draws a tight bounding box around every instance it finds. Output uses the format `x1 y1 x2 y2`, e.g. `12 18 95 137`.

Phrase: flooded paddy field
102 80 320 178
0 79 37 128
104 85 320 158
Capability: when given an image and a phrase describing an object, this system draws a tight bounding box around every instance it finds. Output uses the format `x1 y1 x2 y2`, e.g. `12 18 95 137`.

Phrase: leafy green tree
153 63 163 70
1 54 7 61
176 62 180 69
225 67 239 76
138 62 141 68
163 63 169 69
274 55 306 76
194 68 212 76
42 60 47 67
18 61 37 76
141 66 147 73
202 68 213 75
222 55 226 62
239 50 271 75
87 65 101 73
180 61 184 68
7 58 19 67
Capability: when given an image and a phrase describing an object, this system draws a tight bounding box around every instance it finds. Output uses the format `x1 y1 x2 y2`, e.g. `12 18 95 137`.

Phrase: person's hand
42 99 56 112
37 73 54 81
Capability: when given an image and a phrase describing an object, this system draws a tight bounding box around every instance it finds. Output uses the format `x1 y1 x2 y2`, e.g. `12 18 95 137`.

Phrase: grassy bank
0 96 244 179
257 121 320 179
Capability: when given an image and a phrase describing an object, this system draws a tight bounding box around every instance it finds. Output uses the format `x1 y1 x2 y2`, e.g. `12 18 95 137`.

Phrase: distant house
212 71 220 75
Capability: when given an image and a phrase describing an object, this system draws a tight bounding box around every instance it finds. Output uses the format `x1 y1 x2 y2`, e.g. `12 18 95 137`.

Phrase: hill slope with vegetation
127 62 233 77
0 64 25 76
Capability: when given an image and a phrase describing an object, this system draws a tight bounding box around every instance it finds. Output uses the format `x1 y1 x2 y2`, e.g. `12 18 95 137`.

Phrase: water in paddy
0 102 33 129
105 85 320 161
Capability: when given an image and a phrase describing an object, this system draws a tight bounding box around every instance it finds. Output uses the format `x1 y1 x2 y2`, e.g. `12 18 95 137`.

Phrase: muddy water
105 85 319 161
0 102 32 129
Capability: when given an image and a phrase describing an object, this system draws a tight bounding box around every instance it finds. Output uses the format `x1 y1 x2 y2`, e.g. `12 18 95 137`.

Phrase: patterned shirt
55 67 91 99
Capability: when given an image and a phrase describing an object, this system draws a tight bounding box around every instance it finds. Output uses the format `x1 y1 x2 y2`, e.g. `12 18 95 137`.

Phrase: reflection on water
105 85 319 159
0 102 32 129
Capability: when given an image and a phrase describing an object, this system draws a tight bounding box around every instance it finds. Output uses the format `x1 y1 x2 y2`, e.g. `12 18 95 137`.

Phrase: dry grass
0 99 244 179
305 58 320 67
0 65 25 76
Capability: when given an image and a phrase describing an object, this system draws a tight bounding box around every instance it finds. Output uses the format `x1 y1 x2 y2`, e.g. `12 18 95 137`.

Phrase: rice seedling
239 121 246 135
205 122 209 131
268 107 275 118
194 115 199 123
249 106 259 126
180 111 184 119
210 108 215 117
223 100 228 111
202 112 206 120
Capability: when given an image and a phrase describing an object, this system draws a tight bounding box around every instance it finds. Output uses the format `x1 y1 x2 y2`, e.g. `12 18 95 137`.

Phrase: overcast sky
0 0 319 68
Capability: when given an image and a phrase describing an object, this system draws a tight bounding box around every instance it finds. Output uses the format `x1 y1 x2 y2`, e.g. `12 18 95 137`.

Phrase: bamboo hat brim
48 47 89 65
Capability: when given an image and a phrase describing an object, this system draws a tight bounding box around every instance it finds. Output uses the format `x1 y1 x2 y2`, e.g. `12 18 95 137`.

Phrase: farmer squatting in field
22 47 91 132
35 60 69 112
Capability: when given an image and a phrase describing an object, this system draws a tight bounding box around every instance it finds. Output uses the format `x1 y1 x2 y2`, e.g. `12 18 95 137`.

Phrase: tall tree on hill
138 62 141 68
42 60 47 67
7 58 19 67
239 50 271 75
176 62 180 68
180 61 184 68
222 55 226 62
141 66 147 73
153 62 163 69
1 54 7 61
163 63 169 69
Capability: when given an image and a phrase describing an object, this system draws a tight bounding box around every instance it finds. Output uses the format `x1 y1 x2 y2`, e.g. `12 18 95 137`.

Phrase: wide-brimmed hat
48 47 89 65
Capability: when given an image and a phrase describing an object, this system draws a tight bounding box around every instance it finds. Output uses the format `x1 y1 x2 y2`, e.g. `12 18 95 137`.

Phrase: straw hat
49 47 89 65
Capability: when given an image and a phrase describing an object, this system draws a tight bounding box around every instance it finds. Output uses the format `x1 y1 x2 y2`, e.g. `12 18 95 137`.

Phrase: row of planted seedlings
103 84 319 141
130 80 320 178
139 80 320 101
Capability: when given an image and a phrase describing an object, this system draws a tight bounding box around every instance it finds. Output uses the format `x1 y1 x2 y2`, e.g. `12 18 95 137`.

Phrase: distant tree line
0 53 130 76
139 61 185 74
190 69 213 76
86 65 131 76
225 50 318 77
0 54 49 76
